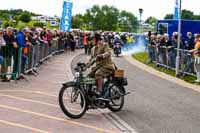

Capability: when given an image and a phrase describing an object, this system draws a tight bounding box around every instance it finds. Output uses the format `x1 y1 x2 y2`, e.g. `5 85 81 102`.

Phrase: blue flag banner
60 0 73 32
173 0 179 19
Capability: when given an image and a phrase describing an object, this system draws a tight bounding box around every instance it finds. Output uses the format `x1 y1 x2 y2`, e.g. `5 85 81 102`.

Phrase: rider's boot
95 78 104 96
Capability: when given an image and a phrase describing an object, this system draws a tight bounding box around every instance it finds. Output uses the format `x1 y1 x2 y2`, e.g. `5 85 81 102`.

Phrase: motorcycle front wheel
59 84 86 119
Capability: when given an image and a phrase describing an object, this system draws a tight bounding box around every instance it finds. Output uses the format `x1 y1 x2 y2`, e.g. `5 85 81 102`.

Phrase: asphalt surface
72 54 200 133
0 51 121 133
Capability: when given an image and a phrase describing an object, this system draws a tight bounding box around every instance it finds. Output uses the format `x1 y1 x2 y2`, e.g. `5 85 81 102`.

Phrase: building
31 16 59 27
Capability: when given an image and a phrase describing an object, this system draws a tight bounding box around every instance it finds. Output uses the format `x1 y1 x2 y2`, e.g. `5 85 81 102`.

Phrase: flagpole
175 0 182 76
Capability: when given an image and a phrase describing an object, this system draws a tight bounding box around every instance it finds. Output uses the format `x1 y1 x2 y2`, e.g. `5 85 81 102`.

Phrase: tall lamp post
175 0 182 76
139 8 143 24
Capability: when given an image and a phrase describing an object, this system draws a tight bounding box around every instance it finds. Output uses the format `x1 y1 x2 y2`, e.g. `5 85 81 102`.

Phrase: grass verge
132 52 197 84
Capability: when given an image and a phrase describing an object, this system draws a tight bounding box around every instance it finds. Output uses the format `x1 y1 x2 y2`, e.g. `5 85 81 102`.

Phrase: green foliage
3 21 12 28
145 16 157 25
132 52 149 63
16 21 26 30
2 20 17 28
72 14 84 29
19 12 31 23
0 9 41 28
84 5 112 30
119 10 138 32
27 21 35 27
193 15 200 20
181 9 194 19
164 14 173 19
164 9 200 20
132 52 197 84
72 5 138 32
33 22 45 28
100 5 119 31
0 9 39 21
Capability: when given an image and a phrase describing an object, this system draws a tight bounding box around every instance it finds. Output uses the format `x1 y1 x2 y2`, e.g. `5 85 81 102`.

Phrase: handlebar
74 63 87 72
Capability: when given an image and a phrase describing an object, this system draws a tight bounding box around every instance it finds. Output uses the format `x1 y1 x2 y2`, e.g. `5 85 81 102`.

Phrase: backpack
16 32 26 47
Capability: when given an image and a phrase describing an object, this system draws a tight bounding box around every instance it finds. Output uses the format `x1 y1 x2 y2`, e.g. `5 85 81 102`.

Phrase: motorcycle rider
87 33 116 96
113 34 123 54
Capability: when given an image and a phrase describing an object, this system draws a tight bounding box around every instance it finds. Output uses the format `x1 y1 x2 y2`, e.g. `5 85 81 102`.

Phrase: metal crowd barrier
148 46 196 76
0 45 21 81
0 38 65 82
24 39 64 75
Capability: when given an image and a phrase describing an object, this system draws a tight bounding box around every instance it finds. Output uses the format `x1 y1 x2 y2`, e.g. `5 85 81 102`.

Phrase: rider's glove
96 55 104 61
86 63 90 68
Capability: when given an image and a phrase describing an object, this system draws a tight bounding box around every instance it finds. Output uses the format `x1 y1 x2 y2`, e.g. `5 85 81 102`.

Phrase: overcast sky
0 0 199 20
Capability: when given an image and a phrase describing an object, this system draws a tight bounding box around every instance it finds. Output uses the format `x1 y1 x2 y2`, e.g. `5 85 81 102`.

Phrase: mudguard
62 82 76 87
111 81 126 94
121 86 126 94
62 82 86 95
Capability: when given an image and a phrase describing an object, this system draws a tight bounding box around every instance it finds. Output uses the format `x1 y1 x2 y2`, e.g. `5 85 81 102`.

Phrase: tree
83 5 119 31
164 9 198 20
0 9 40 22
2 20 16 28
90 5 107 30
100 5 119 31
72 14 84 29
193 15 200 20
16 21 26 30
33 22 45 28
145 17 157 25
3 20 11 28
83 9 93 30
70 5 139 31
181 9 194 19
119 10 138 32
19 12 31 23
164 14 173 19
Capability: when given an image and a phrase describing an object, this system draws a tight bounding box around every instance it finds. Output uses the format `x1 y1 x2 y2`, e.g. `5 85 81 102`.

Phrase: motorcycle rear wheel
107 83 124 112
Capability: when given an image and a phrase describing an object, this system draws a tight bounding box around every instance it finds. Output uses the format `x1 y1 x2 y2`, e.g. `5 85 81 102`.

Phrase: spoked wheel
59 84 86 119
116 52 119 57
114 49 119 57
107 83 124 112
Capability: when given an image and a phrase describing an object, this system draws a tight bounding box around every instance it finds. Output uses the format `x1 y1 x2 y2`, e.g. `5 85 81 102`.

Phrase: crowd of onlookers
147 31 200 82
0 27 58 82
0 26 136 82
0 27 89 82
2 26 199 83
81 31 134 54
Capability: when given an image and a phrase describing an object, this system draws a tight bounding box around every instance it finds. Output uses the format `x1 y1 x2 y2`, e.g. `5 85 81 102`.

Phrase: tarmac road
72 53 200 133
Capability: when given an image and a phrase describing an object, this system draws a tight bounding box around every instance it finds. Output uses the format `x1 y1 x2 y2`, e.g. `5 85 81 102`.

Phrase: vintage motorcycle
59 62 129 119
113 43 122 57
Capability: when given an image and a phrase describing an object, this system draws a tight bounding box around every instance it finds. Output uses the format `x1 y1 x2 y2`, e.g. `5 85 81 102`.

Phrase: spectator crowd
0 27 87 82
0 26 137 83
3 26 198 83
147 31 200 82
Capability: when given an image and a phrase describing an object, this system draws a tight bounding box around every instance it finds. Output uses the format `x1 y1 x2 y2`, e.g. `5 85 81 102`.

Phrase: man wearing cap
87 33 115 96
